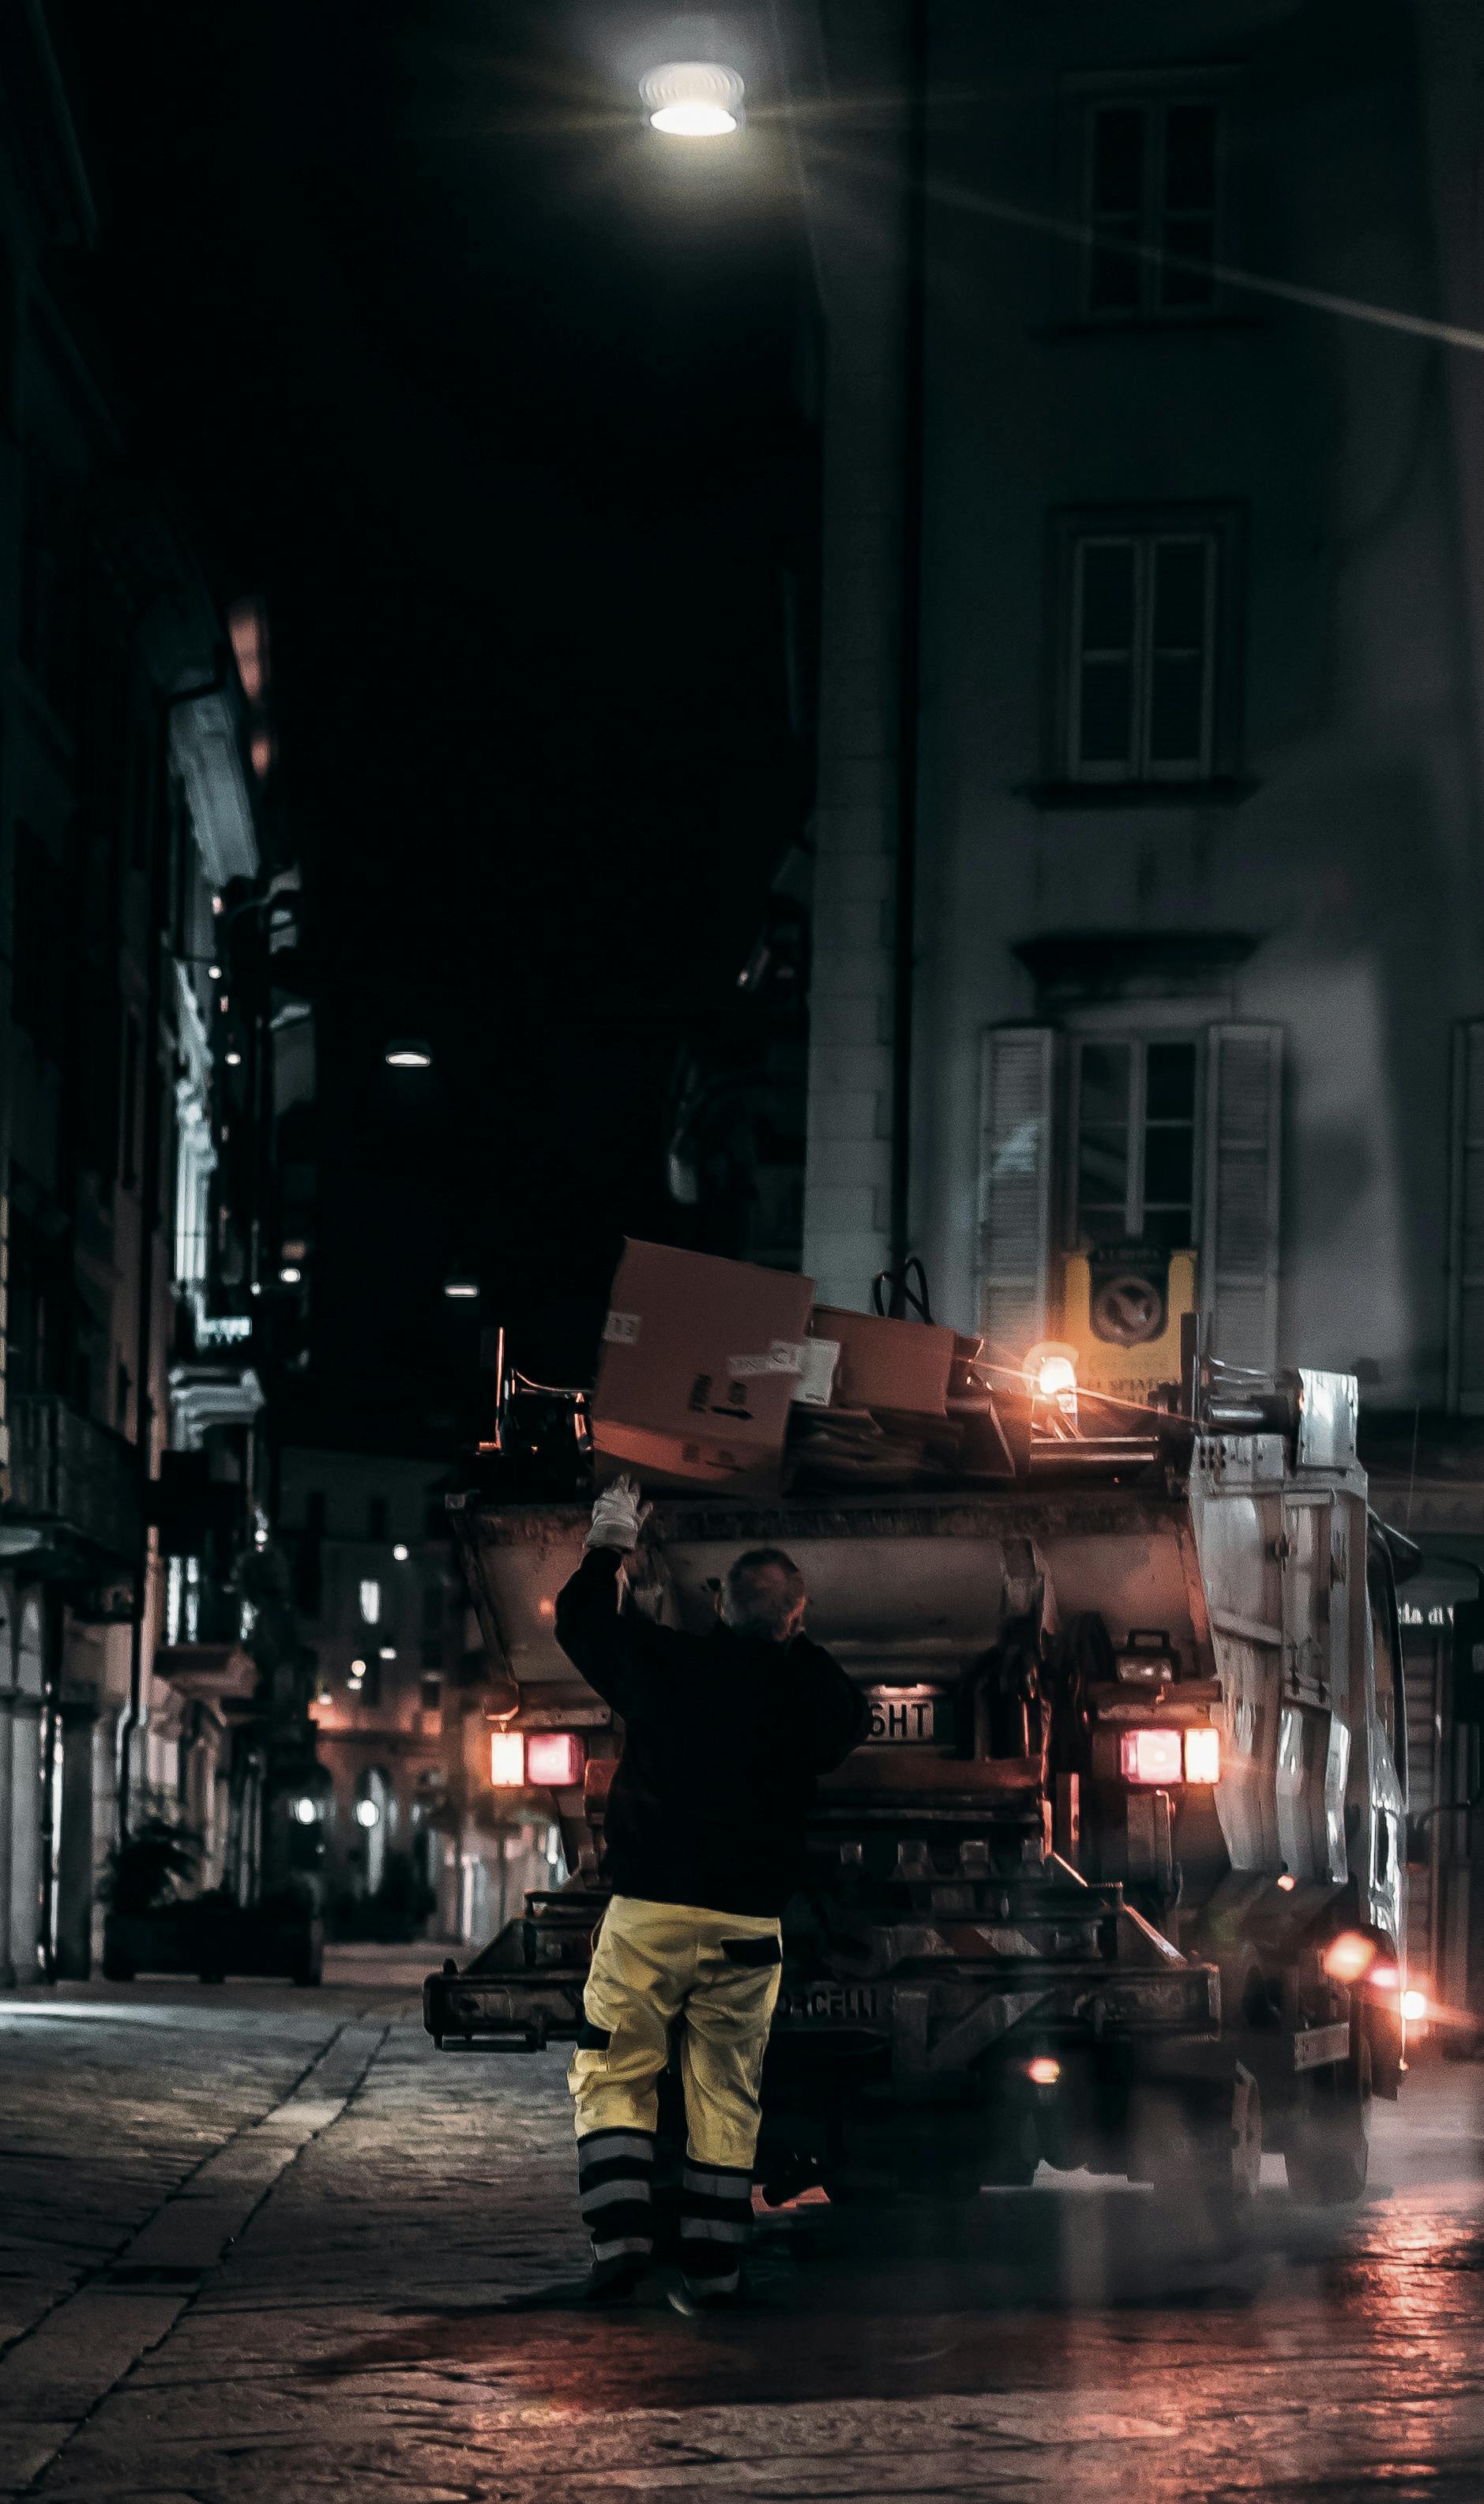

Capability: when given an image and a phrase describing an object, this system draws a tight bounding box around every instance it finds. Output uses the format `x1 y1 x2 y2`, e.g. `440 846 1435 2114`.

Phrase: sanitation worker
548 1472 866 2311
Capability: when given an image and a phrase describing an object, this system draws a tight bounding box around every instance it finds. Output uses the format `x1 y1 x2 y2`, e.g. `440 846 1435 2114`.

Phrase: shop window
1084 93 1223 319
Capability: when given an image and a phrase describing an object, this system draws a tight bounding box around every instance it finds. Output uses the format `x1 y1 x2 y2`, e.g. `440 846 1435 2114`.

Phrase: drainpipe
888 0 929 1307
118 664 225 1843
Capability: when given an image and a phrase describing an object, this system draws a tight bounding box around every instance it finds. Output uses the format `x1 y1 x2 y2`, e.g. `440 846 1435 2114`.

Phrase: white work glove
585 1472 650 1553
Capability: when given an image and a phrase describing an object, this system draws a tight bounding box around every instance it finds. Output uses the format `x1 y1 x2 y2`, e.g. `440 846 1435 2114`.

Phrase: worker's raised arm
553 1476 656 1716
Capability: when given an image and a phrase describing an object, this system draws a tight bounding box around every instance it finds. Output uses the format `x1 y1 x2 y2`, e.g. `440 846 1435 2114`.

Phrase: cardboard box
593 1241 816 1493
810 1305 956 1419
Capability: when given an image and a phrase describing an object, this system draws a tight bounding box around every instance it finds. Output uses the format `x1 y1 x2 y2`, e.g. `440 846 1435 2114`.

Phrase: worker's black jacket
554 1547 868 1918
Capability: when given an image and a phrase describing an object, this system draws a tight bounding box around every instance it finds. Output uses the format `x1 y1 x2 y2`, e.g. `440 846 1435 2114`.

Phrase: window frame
1065 1027 1204 1255
1049 502 1244 793
1060 67 1239 329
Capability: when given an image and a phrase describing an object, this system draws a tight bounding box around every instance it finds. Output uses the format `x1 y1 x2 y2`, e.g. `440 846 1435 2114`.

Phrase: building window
359 1577 381 1625
1071 1036 1199 1252
1072 532 1213 780
1084 94 1222 319
1054 508 1240 788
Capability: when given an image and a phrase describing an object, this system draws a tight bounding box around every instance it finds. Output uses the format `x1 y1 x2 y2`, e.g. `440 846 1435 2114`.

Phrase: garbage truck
426 1336 1412 2211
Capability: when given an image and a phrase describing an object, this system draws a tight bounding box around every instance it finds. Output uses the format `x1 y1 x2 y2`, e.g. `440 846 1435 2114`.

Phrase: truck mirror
1452 1597 1484 1723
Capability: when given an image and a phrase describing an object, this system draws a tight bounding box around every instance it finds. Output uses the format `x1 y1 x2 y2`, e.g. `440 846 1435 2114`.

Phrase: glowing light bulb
640 60 744 137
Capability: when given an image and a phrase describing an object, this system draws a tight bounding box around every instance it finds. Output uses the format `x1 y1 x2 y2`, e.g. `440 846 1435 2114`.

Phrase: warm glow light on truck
1323 1931 1377 1984
1183 1728 1221 1784
490 1731 525 1787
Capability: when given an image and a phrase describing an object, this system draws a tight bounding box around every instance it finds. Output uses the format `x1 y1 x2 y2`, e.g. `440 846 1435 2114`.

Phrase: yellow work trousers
569 1893 783 2171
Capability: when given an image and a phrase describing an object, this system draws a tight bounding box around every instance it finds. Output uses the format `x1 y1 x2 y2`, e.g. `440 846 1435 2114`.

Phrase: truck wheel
1285 2042 1370 2205
1136 2067 1261 2222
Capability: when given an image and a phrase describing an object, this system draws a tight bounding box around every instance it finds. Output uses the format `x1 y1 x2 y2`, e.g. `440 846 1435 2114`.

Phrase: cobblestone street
0 1951 1480 2502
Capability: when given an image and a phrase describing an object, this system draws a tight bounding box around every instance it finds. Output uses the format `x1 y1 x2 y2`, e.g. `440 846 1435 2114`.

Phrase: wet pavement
2 1950 1482 2502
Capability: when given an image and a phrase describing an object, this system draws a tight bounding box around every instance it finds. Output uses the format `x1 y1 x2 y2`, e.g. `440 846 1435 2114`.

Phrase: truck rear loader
426 1352 1412 2214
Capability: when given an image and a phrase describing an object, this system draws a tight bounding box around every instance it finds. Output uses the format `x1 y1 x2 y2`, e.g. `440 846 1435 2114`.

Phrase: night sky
52 1 809 1417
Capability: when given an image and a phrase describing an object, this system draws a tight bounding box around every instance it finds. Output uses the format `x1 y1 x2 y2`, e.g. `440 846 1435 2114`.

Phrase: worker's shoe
499 2255 646 2311
667 2275 738 2318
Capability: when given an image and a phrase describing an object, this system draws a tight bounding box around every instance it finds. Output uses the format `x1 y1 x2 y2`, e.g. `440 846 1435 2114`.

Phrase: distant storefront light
378 1645 396 1661
355 1799 380 1829
279 1265 302 1285
291 1796 318 1826
385 1039 433 1069
443 1276 479 1300
393 1543 409 1562
224 1050 242 1067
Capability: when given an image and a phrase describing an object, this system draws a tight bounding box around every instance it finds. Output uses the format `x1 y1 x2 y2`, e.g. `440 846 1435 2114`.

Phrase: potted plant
101 1818 322 1986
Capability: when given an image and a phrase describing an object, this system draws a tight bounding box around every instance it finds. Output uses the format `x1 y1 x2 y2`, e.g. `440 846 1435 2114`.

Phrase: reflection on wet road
5 1983 1482 2503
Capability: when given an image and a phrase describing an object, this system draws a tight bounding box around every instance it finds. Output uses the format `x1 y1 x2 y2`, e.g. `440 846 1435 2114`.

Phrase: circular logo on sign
1090 1271 1165 1346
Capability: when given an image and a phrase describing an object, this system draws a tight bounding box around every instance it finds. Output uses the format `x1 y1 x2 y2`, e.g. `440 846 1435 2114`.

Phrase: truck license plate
780 1982 882 2024
866 1686 944 1743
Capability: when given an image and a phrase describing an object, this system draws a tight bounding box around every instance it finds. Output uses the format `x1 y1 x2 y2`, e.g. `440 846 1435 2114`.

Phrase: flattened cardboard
810 1305 955 1418
593 1240 816 1493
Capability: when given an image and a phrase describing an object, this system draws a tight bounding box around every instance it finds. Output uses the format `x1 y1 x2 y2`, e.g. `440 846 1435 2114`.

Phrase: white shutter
1448 1020 1484 1412
975 1028 1055 1359
1202 1023 1283 1372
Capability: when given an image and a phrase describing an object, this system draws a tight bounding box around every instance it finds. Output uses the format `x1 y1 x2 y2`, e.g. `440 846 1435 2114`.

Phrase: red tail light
527 1731 584 1787
1121 1728 1183 1785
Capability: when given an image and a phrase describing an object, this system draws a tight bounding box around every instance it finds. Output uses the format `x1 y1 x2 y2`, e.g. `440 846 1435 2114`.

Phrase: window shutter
1448 1021 1484 1412
1202 1024 1283 1372
975 1027 1055 1359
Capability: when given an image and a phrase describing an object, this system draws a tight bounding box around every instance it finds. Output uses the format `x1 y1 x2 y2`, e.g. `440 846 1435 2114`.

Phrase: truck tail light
490 1731 526 1787
1183 1727 1221 1784
527 1731 584 1787
1121 1728 1182 1785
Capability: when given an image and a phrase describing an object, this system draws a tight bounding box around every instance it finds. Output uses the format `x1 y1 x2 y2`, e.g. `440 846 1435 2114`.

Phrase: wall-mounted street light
443 1274 479 1300
392 1543 409 1562
355 1798 380 1829
385 1038 433 1070
279 1265 302 1285
640 59 744 137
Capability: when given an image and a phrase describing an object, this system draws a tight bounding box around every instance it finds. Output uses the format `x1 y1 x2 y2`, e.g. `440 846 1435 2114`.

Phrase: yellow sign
1058 1250 1197 1408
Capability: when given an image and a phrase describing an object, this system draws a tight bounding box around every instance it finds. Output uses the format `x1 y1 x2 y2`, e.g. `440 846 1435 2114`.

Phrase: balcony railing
6 1393 141 1566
